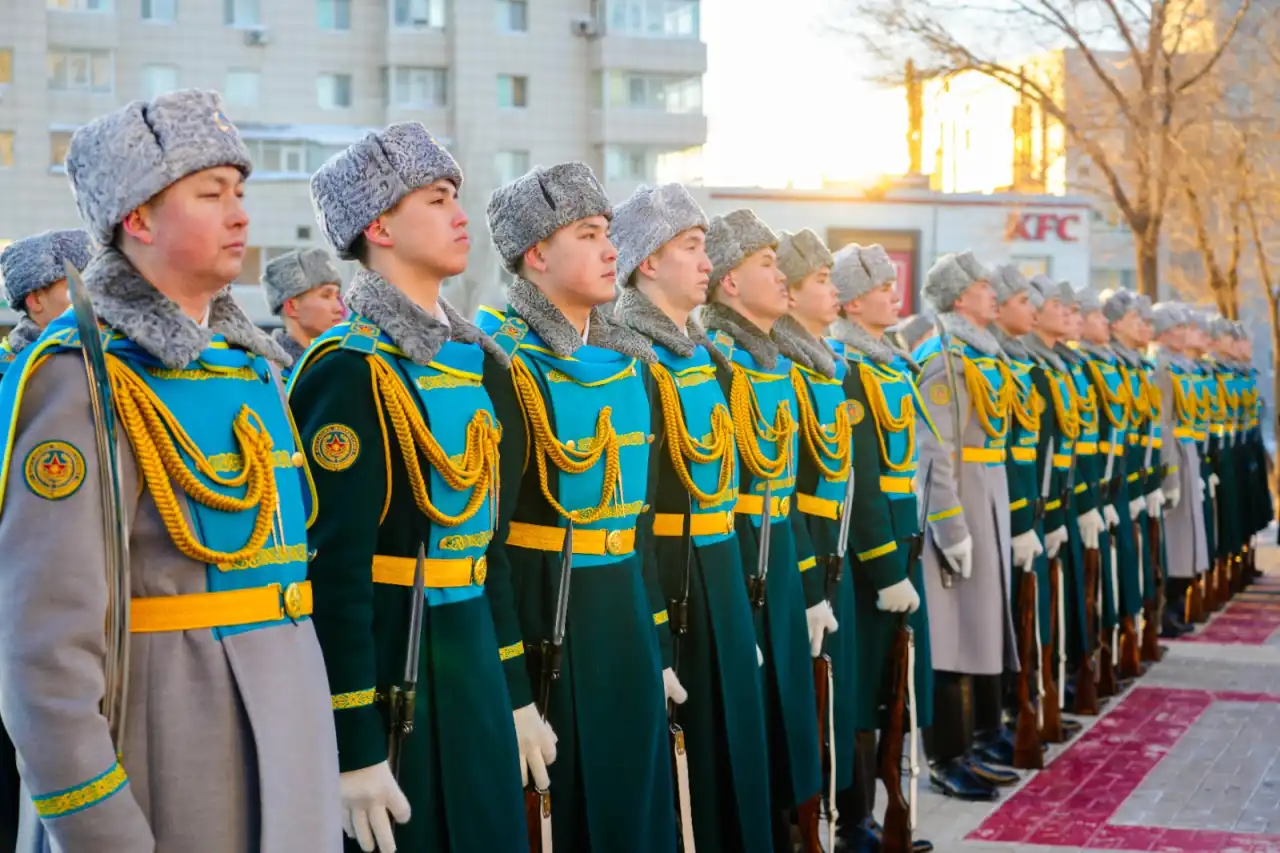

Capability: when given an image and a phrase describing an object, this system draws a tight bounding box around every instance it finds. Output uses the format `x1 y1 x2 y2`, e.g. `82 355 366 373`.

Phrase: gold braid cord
649 363 736 506
1048 370 1082 440
858 363 916 472
1071 377 1099 434
789 369 851 481
368 357 500 528
107 356 279 565
1172 375 1199 429
1122 366 1147 429
999 363 1042 433
510 357 621 524
728 365 795 481
1086 361 1131 430
1142 371 1162 421
961 356 1012 439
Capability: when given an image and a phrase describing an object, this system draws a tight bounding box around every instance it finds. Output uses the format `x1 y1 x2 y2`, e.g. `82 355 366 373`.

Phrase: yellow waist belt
131 581 312 634
962 447 1005 463
1075 441 1098 456
1053 453 1072 469
653 508 738 537
736 493 791 519
1010 446 1037 463
508 521 636 557
372 554 487 587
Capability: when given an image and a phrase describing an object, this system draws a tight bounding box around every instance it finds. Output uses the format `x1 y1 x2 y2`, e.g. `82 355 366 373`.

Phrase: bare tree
837 0 1250 298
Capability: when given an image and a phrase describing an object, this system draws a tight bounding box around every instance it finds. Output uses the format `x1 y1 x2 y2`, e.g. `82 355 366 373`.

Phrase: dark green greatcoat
288 275 527 853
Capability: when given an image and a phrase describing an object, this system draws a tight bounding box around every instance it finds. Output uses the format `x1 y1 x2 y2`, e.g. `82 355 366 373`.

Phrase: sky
699 0 911 187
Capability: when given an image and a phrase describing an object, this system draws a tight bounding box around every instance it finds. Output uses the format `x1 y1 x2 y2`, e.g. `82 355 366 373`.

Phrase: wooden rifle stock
524 644 554 853
1142 515 1165 662
795 656 829 853
1075 550 1101 715
1040 556 1065 742
1013 571 1043 769
1188 571 1207 623
878 621 912 853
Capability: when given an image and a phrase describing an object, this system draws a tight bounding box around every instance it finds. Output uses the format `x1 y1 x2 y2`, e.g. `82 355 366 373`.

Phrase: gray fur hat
990 264 1031 304
1136 294 1154 321
1151 303 1188 336
923 250 991 313
611 183 708 286
1102 289 1140 323
776 229 834 287
0 230 96 309
893 312 937 351
310 122 462 261
261 248 343 315
859 245 898 289
1209 315 1235 339
487 162 612 274
705 209 778 289
1076 284 1103 314
1027 274 1061 309
1057 281 1078 307
65 89 252 246
831 244 871 304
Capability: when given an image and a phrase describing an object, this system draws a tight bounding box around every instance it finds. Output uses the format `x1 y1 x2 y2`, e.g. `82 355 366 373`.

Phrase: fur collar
346 269 508 367
1055 342 1083 367
939 312 1003 357
1111 339 1143 368
7 316 43 355
270 327 307 367
994 326 1030 362
507 276 655 363
829 317 911 369
771 315 837 378
1076 339 1114 362
612 286 701 358
1022 332 1067 372
700 302 781 369
82 247 288 369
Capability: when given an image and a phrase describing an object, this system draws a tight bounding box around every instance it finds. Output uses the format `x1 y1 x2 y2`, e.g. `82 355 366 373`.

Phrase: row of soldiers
0 86 1270 853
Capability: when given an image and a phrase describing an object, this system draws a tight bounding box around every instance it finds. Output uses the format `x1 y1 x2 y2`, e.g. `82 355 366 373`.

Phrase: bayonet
387 543 427 780
1037 437 1056 521
750 480 773 610
670 502 696 852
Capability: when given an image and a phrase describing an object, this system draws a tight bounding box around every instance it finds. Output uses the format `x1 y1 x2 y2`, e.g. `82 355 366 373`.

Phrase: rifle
669 503 696 853
880 466 931 853
748 480 773 612
1035 438 1066 743
66 262 132 745
1096 447 1120 699
525 522 574 852
1015 436 1055 767
930 318 965 589
388 545 427 779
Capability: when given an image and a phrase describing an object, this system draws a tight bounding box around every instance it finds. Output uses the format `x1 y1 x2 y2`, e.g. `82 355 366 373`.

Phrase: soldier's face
996 290 1035 336
1081 309 1110 344
379 181 469 279
847 282 901 331
537 216 618 308
789 266 839 328
1035 297 1068 338
137 166 248 288
1112 309 1141 343
1064 306 1082 340
1136 317 1154 347
729 248 789 323
1161 325 1188 351
956 279 998 325
287 283 345 339
639 228 711 313
25 279 70 328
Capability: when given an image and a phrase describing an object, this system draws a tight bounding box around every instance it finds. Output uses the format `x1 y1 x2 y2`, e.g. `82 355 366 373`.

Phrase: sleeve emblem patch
24 440 87 501
846 399 865 425
311 424 361 472
929 383 951 406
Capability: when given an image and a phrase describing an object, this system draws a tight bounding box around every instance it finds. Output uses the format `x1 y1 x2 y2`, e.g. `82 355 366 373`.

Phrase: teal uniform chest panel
1008 358 1039 466
517 327 651 568
1042 365 1077 462
730 346 799 527
1092 355 1128 448
1170 364 1196 444
0 338 15 377
123 337 310 639
967 346 1010 463
796 364 851 506
653 343 737 548
847 350 925 501
378 339 497 607
1068 362 1100 444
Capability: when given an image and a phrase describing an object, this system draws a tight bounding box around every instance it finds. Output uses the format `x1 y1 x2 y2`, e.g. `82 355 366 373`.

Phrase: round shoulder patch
24 440 87 501
846 399 865 426
311 424 361 472
929 383 951 406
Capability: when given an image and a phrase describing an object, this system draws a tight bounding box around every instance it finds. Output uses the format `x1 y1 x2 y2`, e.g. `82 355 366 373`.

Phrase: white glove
1196 478 1205 503
1146 489 1166 517
757 645 764 667
942 535 974 579
1078 508 1105 550
1129 497 1145 521
663 668 688 705
340 762 412 853
1166 486 1181 509
1045 526 1068 559
876 578 921 613
1104 504 1121 531
1209 473 1220 498
1011 530 1044 572
512 703 558 791
806 601 839 657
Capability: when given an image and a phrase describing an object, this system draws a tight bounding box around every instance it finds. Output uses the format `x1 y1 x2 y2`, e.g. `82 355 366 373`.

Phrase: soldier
1152 304 1209 632
479 163 681 852
1183 309 1219 617
0 90 341 852
289 123 534 853
609 183 773 852
892 312 938 353
913 252 1019 800
1206 316 1242 604
698 209 825 846
261 247 345 375
827 243 935 852
0 231 94 378
1236 326 1272 575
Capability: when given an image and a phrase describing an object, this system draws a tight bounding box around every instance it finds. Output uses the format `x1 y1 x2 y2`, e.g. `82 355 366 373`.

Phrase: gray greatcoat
0 250 342 853
1154 347 1208 580
917 314 1017 676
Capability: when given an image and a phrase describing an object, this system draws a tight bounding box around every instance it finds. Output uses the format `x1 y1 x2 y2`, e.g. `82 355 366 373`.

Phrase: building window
224 69 260 107
224 0 259 27
318 0 350 30
49 131 74 172
496 0 527 32
141 64 179 100
606 0 699 38
393 0 445 29
48 0 111 10
496 150 530 185
0 132 13 169
604 145 652 183
141 0 175 21
604 72 701 113
47 48 114 94
243 139 347 178
0 49 12 87
497 74 528 108
317 73 352 109
388 67 448 108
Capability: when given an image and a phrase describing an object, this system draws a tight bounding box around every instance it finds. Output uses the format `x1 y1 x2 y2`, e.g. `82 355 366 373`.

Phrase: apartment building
0 0 708 317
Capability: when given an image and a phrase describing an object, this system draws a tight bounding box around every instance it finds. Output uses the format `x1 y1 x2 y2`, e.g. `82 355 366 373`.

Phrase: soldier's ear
363 216 394 250
121 208 155 246
523 242 550 275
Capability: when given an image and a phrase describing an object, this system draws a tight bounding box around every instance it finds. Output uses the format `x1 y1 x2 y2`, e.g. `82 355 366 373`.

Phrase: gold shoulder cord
1069 373 1099 433
649 362 736 506
1171 374 1199 430
999 362 1042 434
1087 361 1131 430
108 357 279 565
858 362 916 472
368 356 500 527
728 364 795 481
961 355 1012 438
510 356 621 523
789 368 851 481
1048 370 1082 440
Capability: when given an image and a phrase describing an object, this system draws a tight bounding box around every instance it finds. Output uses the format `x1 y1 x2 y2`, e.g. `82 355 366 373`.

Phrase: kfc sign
1006 213 1081 243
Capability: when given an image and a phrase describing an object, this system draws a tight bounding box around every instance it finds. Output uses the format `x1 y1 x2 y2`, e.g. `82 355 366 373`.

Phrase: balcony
590 108 706 149
588 36 705 76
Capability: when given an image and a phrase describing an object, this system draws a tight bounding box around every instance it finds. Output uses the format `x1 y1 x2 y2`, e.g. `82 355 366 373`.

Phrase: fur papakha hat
923 250 991 313
487 162 612 274
0 230 96 309
610 183 708 286
776 229 835 287
261 248 343 315
705 209 779 290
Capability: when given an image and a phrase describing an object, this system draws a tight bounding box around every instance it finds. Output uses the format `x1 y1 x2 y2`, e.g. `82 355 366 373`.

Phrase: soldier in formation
0 95 1270 853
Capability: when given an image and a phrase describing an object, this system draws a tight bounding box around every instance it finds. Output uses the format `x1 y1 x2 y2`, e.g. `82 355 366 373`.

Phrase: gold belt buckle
605 529 626 556
282 582 306 622
778 496 790 517
472 555 488 585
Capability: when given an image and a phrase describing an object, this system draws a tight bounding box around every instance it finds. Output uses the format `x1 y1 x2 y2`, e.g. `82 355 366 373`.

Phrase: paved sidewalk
875 528 1280 853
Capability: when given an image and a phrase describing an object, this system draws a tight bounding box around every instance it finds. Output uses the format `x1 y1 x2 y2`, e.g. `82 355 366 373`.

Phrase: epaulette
710 330 736 361
474 305 506 336
492 317 528 360
338 319 381 354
